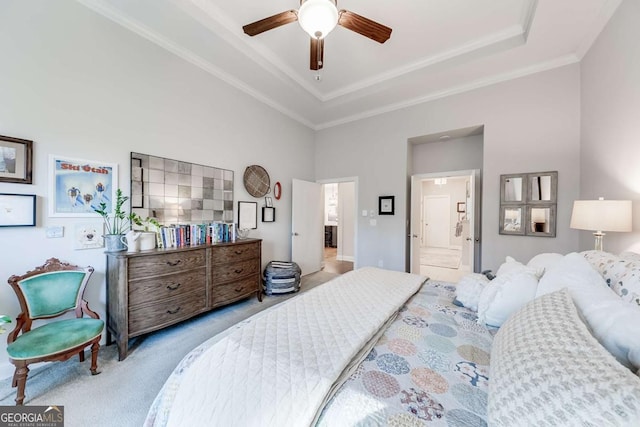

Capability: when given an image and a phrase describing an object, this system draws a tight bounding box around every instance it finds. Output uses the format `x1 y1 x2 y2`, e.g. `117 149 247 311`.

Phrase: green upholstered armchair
6 258 104 405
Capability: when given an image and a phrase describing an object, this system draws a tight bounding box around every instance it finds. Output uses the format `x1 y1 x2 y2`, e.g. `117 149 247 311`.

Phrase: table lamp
570 197 632 251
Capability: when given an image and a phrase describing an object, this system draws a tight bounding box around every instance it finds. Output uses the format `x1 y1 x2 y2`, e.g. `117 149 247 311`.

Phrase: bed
144 267 494 427
146 256 640 426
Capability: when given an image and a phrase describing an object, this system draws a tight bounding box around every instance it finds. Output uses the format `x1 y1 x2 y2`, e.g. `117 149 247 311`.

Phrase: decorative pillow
537 252 640 369
495 256 525 277
526 252 563 276
489 289 640 426
582 250 640 306
455 273 488 311
477 269 539 327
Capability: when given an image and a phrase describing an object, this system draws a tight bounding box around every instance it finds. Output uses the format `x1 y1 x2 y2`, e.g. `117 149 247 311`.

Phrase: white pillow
526 252 563 276
455 273 489 311
536 252 640 370
495 256 525 277
477 269 539 327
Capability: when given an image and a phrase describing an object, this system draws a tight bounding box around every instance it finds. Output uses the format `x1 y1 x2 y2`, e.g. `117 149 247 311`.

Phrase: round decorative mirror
243 165 271 197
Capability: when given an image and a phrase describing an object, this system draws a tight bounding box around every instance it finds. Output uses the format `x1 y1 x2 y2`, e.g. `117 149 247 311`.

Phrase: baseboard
336 255 354 262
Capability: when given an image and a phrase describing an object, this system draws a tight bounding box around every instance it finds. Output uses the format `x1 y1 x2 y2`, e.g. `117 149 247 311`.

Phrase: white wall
315 65 582 272
0 1 314 379
580 0 640 253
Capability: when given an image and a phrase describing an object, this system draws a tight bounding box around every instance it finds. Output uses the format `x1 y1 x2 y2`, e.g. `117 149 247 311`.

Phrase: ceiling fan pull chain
315 35 322 80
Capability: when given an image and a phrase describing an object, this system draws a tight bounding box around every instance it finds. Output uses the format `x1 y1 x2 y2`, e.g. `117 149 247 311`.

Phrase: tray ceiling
77 0 621 129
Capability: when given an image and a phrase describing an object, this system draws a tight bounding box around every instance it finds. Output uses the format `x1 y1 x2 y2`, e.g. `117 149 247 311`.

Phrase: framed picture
457 202 466 213
265 196 273 207
0 193 36 227
379 196 395 215
238 201 258 229
74 221 105 250
262 207 275 222
0 135 33 184
49 155 118 217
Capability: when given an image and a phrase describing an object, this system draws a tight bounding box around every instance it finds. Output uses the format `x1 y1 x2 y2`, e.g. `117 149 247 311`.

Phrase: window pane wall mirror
499 171 557 237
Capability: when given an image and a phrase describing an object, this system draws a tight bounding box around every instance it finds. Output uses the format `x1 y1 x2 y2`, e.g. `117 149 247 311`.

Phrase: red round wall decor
274 182 282 200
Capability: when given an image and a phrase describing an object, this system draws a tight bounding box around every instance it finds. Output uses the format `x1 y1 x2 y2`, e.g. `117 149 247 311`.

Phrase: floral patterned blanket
317 280 494 427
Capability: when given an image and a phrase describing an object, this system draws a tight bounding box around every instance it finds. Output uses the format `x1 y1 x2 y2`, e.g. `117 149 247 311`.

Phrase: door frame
410 169 481 273
318 176 359 269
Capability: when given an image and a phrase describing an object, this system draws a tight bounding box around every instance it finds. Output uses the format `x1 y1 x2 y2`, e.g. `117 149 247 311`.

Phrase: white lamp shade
298 0 339 39
570 199 632 232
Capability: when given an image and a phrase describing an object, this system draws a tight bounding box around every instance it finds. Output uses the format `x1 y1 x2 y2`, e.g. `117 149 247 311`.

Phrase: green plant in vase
94 188 136 251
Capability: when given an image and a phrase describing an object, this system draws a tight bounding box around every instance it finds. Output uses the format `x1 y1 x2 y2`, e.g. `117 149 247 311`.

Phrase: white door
425 195 450 248
292 179 323 276
410 175 422 273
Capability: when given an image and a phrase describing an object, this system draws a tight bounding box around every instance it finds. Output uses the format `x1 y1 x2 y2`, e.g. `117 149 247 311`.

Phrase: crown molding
76 0 315 129
315 54 580 130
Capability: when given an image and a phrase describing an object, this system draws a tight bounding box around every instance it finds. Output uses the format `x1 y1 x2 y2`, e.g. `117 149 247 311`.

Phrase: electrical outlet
378 259 384 268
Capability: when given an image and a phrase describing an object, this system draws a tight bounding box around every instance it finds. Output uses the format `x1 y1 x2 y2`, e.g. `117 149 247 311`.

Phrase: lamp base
593 231 605 252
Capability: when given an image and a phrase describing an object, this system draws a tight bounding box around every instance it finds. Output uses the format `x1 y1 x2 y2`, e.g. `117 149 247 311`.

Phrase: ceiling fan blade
243 10 298 36
310 37 324 70
338 10 392 43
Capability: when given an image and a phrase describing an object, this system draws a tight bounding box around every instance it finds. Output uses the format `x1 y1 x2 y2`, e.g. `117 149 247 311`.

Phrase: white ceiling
77 0 621 130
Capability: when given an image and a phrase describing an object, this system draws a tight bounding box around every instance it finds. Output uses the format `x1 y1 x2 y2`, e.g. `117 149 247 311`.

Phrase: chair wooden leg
90 342 100 375
13 363 29 405
79 350 85 362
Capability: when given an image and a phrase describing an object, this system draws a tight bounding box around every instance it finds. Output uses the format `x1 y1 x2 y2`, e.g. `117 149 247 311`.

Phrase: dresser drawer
211 258 259 283
128 289 207 336
211 276 258 307
128 250 205 280
128 268 206 307
211 242 260 264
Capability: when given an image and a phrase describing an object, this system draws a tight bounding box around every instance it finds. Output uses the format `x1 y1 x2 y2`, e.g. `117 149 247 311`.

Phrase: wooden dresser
106 239 261 360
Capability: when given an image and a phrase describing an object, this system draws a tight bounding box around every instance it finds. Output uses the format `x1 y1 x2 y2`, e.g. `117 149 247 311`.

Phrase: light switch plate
46 226 64 238
369 219 377 226
362 210 368 217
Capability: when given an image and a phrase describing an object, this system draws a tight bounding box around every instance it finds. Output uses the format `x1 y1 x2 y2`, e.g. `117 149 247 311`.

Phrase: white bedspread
161 267 426 427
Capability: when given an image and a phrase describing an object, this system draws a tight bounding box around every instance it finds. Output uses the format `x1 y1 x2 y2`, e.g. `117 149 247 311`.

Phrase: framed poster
0 135 33 184
49 155 118 217
0 193 36 227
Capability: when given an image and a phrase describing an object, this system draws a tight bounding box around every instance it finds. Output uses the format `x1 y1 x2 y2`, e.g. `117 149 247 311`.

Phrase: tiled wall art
130 152 234 225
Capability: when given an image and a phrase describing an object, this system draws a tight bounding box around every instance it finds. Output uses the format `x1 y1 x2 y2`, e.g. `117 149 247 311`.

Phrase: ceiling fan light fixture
298 0 339 39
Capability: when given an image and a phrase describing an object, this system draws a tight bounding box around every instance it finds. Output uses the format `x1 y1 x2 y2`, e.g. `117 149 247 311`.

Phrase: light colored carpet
420 247 461 269
0 271 338 427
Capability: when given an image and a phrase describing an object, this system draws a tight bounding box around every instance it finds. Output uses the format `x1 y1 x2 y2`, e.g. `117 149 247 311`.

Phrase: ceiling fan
242 0 392 71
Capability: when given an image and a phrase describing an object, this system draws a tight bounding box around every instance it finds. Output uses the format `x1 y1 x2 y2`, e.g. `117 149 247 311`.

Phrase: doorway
410 171 480 282
320 180 356 274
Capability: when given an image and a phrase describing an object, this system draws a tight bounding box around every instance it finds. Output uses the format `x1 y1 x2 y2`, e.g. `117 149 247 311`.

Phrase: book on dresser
105 238 262 360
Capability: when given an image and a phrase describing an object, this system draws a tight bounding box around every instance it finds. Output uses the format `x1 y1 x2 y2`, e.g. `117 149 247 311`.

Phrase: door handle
466 237 472 241
292 232 299 236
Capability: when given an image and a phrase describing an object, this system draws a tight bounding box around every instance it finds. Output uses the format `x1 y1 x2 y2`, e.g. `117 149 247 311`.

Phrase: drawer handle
167 283 181 291
234 250 244 255
166 260 181 266
167 307 181 315
234 268 244 274
235 287 244 293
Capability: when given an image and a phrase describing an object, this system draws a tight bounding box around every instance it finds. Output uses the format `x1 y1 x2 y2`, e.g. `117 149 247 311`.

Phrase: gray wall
315 65 582 273
0 1 315 379
411 135 484 175
580 0 640 253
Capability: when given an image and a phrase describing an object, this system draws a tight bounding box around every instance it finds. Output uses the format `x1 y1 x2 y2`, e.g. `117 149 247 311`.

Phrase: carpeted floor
0 271 338 427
